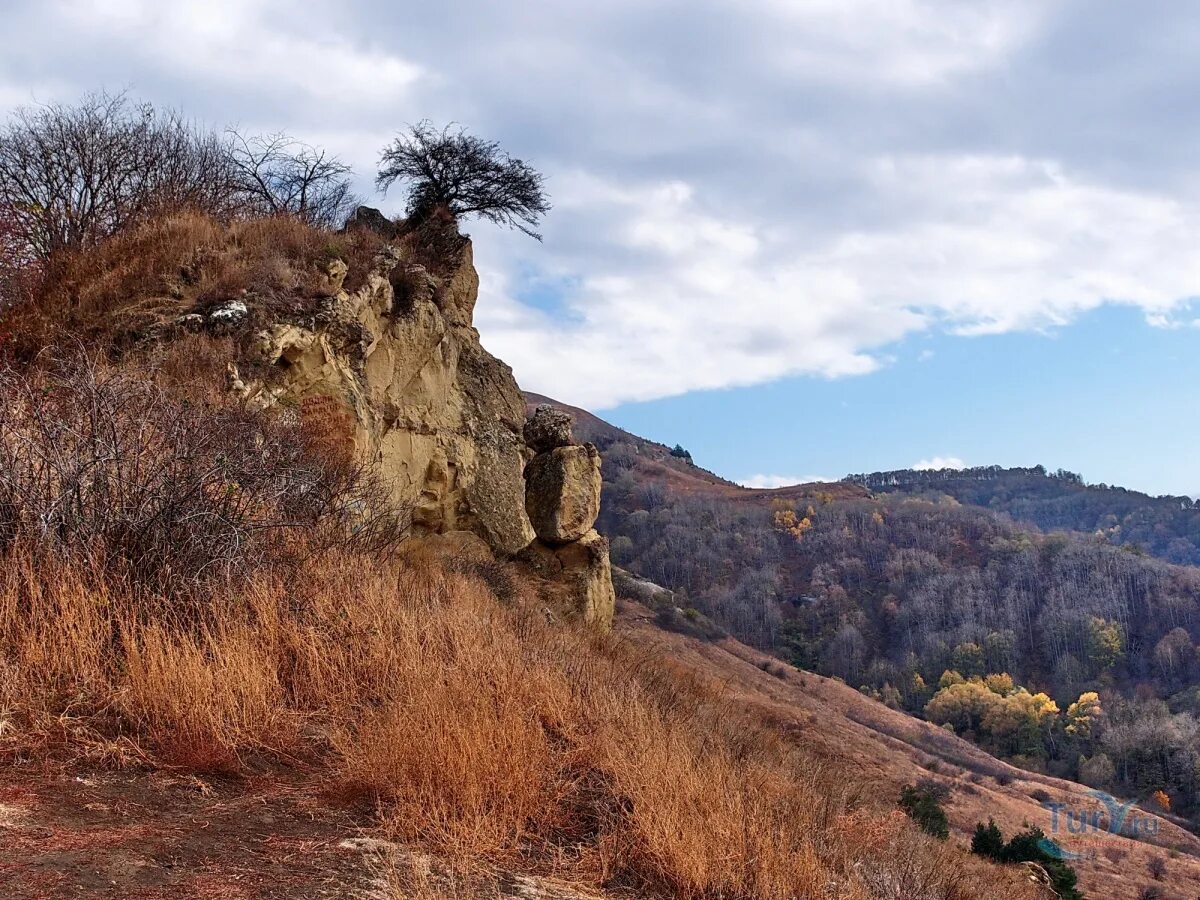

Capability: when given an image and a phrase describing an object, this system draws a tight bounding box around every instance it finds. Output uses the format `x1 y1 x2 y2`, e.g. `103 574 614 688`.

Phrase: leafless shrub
0 92 236 262
0 92 363 290
1147 854 1167 881
0 353 403 588
376 121 550 240
0 203 39 310
1101 845 1128 864
227 131 358 228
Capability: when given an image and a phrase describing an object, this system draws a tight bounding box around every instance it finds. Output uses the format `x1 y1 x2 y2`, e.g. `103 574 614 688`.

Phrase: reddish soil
0 763 380 899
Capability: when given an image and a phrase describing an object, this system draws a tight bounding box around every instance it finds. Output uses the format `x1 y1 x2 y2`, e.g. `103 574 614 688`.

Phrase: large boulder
524 444 602 545
343 205 400 240
523 404 574 453
519 529 615 628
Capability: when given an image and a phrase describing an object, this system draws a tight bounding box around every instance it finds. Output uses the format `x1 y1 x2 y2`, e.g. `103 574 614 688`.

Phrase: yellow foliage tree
984 672 1016 696
925 681 1002 734
772 507 812 540
1064 691 1103 739
938 669 965 690
981 689 1058 756
1087 617 1124 672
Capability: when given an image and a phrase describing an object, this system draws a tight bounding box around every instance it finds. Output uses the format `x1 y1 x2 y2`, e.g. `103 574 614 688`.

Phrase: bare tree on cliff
375 121 550 240
226 131 358 228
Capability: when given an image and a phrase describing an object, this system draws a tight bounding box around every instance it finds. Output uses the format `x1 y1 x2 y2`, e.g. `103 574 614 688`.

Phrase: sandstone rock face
523 405 574 453
235 239 535 554
227 224 617 629
524 444 602 544
519 529 616 629
520 408 614 624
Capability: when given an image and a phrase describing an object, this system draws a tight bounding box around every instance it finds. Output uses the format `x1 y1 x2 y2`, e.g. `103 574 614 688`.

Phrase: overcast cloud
3 0 1199 408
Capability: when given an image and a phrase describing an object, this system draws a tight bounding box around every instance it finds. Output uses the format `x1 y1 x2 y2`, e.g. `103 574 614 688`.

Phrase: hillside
0 204 1059 898
618 596 1200 899
6 588 1197 898
0 85 1185 897
851 465 1200 566
529 393 1200 861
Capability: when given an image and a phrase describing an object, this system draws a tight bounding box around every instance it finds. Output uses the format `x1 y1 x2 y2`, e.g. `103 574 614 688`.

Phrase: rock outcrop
232 233 534 555
522 404 574 453
520 529 615 628
525 444 602 545
519 406 615 628
226 216 615 627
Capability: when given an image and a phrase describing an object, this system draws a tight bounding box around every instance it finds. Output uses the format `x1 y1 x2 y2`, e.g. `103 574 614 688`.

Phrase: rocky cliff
227 216 614 626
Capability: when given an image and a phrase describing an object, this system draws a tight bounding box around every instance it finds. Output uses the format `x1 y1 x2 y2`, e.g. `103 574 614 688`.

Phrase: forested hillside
851 465 1200 565
541 396 1200 822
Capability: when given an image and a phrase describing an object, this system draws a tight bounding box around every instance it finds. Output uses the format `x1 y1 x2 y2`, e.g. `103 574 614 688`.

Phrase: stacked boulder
519 405 615 628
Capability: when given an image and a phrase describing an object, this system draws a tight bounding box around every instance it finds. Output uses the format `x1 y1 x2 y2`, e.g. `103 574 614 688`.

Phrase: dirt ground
0 760 612 899
0 762 389 898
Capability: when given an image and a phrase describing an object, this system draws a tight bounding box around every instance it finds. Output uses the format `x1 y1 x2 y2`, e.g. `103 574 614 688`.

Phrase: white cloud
476 173 922 409
6 0 1200 419
479 154 1200 408
53 0 422 111
912 457 967 471
759 0 1052 86
740 474 836 489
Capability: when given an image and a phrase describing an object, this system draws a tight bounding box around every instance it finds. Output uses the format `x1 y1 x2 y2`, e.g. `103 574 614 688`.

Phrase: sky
1 0 1198 496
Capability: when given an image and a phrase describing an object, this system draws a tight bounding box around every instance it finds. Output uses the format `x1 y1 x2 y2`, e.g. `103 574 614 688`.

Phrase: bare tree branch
226 130 358 228
0 92 238 262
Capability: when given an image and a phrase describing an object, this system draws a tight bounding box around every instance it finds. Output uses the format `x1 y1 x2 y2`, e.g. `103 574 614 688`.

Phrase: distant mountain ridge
524 395 1200 567
523 391 867 503
850 464 1200 566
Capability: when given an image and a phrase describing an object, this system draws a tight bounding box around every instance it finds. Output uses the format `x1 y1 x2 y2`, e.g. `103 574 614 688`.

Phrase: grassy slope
615 598 1200 899
530 389 1200 898
0 219 1170 898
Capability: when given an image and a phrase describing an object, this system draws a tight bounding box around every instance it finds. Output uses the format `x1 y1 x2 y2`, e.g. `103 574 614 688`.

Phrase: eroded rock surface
523 405 574 453
525 444 602 544
519 529 616 629
234 238 534 554
226 222 616 626
520 409 614 626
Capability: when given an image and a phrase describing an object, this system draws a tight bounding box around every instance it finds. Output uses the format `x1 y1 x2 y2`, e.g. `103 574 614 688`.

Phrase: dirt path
0 761 612 899
0 763 386 899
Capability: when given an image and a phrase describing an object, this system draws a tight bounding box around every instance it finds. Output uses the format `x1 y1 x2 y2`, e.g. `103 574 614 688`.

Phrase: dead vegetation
0 531 1051 899
0 211 388 361
0 191 1048 898
0 368 1045 897
0 353 403 589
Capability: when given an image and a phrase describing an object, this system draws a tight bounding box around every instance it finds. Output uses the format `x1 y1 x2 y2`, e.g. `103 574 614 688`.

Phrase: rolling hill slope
531 390 1200 898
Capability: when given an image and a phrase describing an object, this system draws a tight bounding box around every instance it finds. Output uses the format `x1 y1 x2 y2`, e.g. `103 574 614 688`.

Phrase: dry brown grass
0 536 1049 899
0 206 1054 897
0 211 387 360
